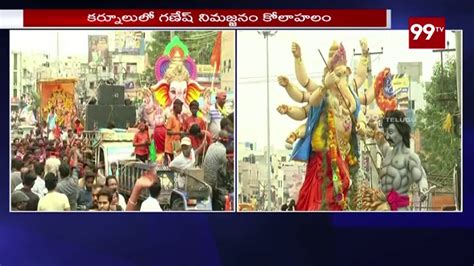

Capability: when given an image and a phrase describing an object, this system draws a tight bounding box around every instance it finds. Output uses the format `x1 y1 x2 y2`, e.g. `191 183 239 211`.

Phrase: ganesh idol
150 36 205 122
276 39 371 211
276 39 370 147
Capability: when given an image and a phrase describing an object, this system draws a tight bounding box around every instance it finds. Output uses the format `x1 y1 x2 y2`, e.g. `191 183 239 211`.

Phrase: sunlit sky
237 30 458 150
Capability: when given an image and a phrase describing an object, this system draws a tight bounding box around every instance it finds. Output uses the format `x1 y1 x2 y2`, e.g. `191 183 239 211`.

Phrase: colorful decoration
328 110 347 209
151 36 204 116
374 68 398 112
276 39 370 211
43 89 76 128
328 42 347 71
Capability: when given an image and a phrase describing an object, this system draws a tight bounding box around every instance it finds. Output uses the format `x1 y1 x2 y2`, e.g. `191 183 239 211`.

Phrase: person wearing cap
11 191 30 211
165 99 186 165
207 90 228 138
169 137 196 172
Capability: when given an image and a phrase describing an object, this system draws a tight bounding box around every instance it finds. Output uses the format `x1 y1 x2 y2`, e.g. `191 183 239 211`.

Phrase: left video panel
10 30 235 212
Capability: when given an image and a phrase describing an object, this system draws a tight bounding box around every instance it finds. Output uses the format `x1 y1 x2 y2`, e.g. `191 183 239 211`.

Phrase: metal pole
454 31 462 111
353 47 383 189
265 33 271 211
454 31 462 210
258 31 276 210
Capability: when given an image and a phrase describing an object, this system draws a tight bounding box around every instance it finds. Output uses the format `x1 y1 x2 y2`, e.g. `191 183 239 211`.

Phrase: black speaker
113 105 136 129
97 85 125 105
85 105 111 130
85 105 136 130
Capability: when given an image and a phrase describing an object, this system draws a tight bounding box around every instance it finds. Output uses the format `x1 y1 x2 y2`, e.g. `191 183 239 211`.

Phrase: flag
210 31 222 73
149 139 156 162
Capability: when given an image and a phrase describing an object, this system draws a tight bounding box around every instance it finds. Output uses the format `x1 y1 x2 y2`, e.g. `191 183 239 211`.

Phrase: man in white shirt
169 137 195 172
140 181 162 212
44 149 61 177
38 173 70 211
207 90 228 138
15 163 46 198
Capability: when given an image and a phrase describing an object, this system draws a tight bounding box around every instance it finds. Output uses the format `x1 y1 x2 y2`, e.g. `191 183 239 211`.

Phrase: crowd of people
11 90 234 212
133 90 234 210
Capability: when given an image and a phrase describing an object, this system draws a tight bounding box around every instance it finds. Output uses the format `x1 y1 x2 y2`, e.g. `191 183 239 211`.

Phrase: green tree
142 31 218 85
416 56 460 176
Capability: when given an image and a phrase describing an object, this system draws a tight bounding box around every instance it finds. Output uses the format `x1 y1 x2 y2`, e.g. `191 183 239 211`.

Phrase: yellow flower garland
327 111 347 209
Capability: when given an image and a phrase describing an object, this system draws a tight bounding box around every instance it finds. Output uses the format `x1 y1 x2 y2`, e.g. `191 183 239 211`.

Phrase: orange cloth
296 151 350 211
165 115 182 154
133 131 150 156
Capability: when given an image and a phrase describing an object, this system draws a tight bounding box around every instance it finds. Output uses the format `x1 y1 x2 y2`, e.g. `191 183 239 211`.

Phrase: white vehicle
93 129 136 175
96 142 135 176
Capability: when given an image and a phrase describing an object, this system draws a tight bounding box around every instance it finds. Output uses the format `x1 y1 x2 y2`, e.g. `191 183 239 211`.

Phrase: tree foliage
415 56 460 176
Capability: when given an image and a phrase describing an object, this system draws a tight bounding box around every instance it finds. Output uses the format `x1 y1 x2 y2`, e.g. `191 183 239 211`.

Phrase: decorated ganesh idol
277 40 369 147
150 36 204 120
276 40 371 211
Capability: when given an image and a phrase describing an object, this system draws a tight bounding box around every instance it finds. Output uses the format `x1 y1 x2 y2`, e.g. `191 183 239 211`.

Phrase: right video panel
237 30 462 212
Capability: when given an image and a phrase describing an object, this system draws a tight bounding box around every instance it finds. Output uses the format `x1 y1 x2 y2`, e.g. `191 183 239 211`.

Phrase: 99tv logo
409 17 446 49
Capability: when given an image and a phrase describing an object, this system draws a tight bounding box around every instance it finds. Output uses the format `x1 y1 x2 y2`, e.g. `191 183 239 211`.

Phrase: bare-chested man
373 110 429 211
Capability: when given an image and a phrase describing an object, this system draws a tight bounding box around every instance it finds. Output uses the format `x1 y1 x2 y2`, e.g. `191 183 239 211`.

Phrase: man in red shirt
74 118 84 136
188 124 213 166
133 119 150 162
184 100 206 132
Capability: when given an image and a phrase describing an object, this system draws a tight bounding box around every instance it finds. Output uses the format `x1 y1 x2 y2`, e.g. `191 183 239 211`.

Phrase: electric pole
353 46 383 189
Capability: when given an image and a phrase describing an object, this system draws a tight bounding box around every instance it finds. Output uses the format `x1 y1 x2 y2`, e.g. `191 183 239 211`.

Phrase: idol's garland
87 11 332 27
